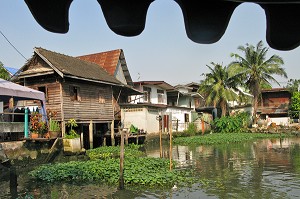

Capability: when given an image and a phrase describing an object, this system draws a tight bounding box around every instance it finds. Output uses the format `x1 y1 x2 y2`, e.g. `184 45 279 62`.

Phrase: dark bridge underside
24 0 300 51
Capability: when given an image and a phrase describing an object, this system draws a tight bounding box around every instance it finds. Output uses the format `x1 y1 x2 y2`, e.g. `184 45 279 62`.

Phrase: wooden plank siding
16 76 63 119
61 79 114 122
261 92 290 108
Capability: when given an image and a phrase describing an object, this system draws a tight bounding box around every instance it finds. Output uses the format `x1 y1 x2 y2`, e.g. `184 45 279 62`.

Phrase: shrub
183 122 198 136
213 112 250 133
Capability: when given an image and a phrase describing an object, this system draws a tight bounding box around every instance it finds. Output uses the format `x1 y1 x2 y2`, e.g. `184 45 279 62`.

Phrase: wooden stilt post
89 120 93 149
61 121 66 138
111 120 115 146
80 125 84 149
119 127 125 190
103 137 106 146
125 131 128 145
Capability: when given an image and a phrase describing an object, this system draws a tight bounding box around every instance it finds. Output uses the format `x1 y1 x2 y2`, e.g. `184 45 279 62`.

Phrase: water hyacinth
29 145 196 187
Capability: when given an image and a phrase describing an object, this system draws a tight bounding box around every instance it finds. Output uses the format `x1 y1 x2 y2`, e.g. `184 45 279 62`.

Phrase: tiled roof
34 47 120 85
77 49 121 76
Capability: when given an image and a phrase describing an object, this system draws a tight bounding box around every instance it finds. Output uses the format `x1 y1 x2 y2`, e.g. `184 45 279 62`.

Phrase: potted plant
49 119 61 138
65 119 79 139
63 119 81 153
30 112 47 138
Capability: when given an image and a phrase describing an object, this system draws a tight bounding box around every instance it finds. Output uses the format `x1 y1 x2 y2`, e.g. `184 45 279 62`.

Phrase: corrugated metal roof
77 49 133 86
77 49 121 76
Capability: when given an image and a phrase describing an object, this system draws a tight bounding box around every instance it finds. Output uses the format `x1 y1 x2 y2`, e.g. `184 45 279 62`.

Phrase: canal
1 137 300 198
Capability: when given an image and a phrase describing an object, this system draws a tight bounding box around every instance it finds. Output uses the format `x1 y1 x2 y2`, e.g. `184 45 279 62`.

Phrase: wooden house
12 47 138 148
257 88 291 125
77 49 134 122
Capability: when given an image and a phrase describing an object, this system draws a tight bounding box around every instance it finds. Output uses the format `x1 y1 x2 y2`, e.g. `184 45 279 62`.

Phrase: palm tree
229 41 287 121
199 62 237 117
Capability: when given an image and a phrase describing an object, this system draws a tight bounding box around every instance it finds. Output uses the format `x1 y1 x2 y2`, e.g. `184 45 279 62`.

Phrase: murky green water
2 137 300 198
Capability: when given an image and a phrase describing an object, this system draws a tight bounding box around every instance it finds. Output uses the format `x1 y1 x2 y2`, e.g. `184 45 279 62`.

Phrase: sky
1 1 300 87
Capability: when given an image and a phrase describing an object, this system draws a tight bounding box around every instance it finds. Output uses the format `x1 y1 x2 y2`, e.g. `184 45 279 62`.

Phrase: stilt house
12 47 139 148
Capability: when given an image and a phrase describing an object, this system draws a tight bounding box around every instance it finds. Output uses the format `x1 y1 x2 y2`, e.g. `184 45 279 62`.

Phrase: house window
70 85 81 101
157 89 164 104
38 86 48 101
99 91 106 104
143 87 151 103
185 113 189 122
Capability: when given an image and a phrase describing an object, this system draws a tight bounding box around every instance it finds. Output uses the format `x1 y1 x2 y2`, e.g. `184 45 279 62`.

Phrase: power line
0 29 28 61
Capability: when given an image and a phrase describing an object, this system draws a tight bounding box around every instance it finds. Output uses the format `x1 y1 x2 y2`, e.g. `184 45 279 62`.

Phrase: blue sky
1 1 300 86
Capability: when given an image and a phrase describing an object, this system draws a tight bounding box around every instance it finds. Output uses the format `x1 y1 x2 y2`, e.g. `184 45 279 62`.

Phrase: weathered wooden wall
18 76 63 120
61 79 113 122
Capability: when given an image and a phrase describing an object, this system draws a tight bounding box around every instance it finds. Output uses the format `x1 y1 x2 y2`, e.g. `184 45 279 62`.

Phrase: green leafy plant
29 145 196 187
49 119 61 132
129 124 139 134
86 144 144 160
65 119 79 139
173 132 292 146
213 112 250 134
183 122 198 136
290 92 300 118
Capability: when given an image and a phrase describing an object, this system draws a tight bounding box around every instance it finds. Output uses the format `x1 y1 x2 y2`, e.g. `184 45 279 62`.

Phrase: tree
198 62 237 117
229 41 287 121
290 92 300 119
0 61 10 80
285 79 300 93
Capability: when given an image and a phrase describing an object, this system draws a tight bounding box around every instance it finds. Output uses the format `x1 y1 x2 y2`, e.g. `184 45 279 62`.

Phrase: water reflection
146 137 300 198
1 138 300 198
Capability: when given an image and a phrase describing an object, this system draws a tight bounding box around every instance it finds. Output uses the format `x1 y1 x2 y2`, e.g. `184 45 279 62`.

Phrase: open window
70 85 81 101
157 89 164 104
38 86 48 102
143 87 151 103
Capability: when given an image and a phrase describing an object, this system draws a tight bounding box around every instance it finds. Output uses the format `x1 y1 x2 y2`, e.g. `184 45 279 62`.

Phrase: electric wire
0 29 28 61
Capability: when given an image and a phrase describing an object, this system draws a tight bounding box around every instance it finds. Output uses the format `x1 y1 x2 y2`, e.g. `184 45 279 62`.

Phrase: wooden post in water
169 115 173 171
119 127 125 190
160 128 162 158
